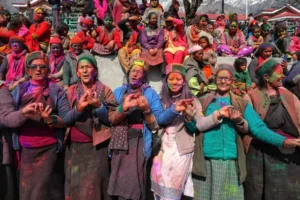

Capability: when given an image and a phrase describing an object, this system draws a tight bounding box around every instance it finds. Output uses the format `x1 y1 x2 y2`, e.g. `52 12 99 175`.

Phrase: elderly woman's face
167 72 184 94
27 59 48 81
10 41 23 53
72 44 83 55
77 59 97 85
215 70 233 94
51 44 62 57
267 65 284 89
193 49 203 62
129 65 144 88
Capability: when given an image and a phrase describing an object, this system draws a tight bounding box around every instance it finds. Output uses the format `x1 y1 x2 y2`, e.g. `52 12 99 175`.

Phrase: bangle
236 119 244 126
117 104 123 113
218 110 223 119
44 119 53 126
143 109 151 115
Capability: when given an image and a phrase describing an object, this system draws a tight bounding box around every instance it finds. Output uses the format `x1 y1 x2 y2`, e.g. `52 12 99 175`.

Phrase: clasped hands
21 103 53 122
76 91 102 112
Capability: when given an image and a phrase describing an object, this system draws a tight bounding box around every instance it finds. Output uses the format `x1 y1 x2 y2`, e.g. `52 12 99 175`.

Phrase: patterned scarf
26 79 49 100
49 51 65 74
5 50 27 85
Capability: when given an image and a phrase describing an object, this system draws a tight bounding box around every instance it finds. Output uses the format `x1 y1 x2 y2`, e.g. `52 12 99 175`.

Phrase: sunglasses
28 64 48 69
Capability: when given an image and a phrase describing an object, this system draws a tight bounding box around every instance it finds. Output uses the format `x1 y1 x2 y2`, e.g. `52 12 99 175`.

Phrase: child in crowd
247 25 263 54
199 36 217 66
233 57 253 95
56 22 70 52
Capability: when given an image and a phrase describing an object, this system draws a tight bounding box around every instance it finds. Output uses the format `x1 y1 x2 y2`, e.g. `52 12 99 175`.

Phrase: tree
182 0 203 25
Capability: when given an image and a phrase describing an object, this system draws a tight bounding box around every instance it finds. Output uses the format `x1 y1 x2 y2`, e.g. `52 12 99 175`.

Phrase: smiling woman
244 58 300 200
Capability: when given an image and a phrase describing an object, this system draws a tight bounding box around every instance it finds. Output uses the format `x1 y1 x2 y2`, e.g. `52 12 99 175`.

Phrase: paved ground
96 55 290 93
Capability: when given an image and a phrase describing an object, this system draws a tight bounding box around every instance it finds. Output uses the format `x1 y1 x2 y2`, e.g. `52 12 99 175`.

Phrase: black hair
234 57 247 72
56 22 69 35
160 73 192 108
199 36 211 47
8 18 22 31
252 25 261 31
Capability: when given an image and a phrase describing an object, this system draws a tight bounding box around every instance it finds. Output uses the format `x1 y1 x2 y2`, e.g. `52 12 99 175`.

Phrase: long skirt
217 45 253 57
193 159 244 200
19 144 64 200
244 140 300 200
151 132 193 200
141 48 164 67
0 131 18 200
108 136 146 200
64 141 111 200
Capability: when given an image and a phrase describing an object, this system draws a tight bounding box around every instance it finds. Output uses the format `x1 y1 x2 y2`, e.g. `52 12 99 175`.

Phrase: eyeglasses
130 69 143 75
28 64 48 70
216 76 232 82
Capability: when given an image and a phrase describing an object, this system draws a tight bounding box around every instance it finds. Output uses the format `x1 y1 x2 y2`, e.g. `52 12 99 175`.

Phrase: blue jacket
113 84 179 159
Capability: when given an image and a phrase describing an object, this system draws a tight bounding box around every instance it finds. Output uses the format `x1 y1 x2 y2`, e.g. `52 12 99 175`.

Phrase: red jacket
95 26 122 49
29 21 51 44
76 31 96 50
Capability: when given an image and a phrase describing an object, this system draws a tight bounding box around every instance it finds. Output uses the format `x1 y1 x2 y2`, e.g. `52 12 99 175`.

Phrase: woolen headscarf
25 51 49 68
82 18 94 27
166 63 186 76
70 36 83 45
9 35 25 48
49 37 62 45
77 53 98 70
255 58 278 78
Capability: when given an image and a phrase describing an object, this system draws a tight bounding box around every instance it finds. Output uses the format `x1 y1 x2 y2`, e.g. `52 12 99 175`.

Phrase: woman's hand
184 104 196 121
228 108 243 123
21 103 39 118
122 94 139 112
38 103 52 122
137 96 150 112
174 99 194 112
107 40 115 50
284 139 300 148
218 105 234 118
281 60 288 73
149 49 155 56
77 92 89 112
87 92 101 108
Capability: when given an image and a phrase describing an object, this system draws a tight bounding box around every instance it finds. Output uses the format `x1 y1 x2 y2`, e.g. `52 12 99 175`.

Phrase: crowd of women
0 0 300 200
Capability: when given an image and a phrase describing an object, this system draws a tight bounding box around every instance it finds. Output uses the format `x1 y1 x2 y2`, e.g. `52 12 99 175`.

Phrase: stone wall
96 55 290 93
